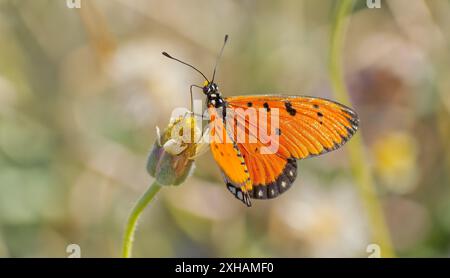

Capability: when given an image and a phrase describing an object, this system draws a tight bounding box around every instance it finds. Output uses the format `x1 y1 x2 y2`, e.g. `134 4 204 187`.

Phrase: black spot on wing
284 101 297 116
302 105 360 159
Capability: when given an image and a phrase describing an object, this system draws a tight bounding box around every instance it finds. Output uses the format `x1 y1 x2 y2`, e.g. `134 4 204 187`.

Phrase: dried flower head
146 112 206 186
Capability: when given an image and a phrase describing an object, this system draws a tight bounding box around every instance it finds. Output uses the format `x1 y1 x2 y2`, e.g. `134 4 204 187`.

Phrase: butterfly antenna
211 34 229 83
162 51 209 82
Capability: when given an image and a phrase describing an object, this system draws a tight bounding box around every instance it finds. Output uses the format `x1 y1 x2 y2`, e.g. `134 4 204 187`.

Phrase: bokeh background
0 0 449 257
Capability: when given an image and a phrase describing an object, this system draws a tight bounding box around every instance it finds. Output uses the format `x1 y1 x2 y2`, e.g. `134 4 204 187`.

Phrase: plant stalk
122 181 162 258
329 0 395 257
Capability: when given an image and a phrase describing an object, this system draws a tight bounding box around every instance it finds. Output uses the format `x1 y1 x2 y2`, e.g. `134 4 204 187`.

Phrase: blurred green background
0 0 449 257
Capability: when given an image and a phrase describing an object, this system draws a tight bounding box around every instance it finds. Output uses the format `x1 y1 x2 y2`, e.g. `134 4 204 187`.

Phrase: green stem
329 0 395 257
122 181 162 258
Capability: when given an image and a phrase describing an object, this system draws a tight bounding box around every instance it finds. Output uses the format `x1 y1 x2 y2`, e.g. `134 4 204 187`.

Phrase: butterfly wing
223 95 359 201
226 95 359 159
208 107 252 206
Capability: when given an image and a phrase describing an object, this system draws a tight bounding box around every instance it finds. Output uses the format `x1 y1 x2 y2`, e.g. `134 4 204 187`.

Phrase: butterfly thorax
203 82 226 108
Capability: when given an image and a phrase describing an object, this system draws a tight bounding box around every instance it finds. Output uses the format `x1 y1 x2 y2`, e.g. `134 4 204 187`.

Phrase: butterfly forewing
225 95 359 159
208 107 253 206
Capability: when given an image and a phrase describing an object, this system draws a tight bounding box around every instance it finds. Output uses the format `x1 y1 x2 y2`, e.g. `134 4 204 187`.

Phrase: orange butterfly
162 35 359 207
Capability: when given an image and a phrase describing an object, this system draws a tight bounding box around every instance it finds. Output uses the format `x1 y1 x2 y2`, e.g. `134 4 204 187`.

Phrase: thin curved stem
122 181 162 258
329 0 396 257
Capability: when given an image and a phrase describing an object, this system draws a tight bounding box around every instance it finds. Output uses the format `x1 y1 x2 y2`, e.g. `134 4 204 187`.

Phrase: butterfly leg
189 84 203 112
189 127 210 159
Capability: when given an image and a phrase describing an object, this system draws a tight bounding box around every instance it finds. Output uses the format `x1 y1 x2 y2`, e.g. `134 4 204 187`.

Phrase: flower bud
146 113 202 186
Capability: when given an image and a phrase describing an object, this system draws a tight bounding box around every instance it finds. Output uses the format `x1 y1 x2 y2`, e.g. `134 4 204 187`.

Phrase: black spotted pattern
226 183 252 207
284 101 297 116
249 158 298 199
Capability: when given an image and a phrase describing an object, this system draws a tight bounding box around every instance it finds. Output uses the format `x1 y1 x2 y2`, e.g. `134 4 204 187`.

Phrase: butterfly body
202 82 253 206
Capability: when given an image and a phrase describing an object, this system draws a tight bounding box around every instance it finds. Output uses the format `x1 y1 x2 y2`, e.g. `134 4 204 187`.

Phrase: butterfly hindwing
248 158 297 199
223 108 298 199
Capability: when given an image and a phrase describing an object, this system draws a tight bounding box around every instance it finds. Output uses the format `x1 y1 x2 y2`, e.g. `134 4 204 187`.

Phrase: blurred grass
328 0 395 257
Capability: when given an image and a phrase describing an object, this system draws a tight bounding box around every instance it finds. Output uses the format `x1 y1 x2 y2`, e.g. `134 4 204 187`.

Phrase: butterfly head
203 81 224 108
202 81 219 95
162 35 229 108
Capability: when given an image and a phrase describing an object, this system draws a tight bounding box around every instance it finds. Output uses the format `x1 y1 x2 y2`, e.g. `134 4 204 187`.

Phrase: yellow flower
373 131 418 193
